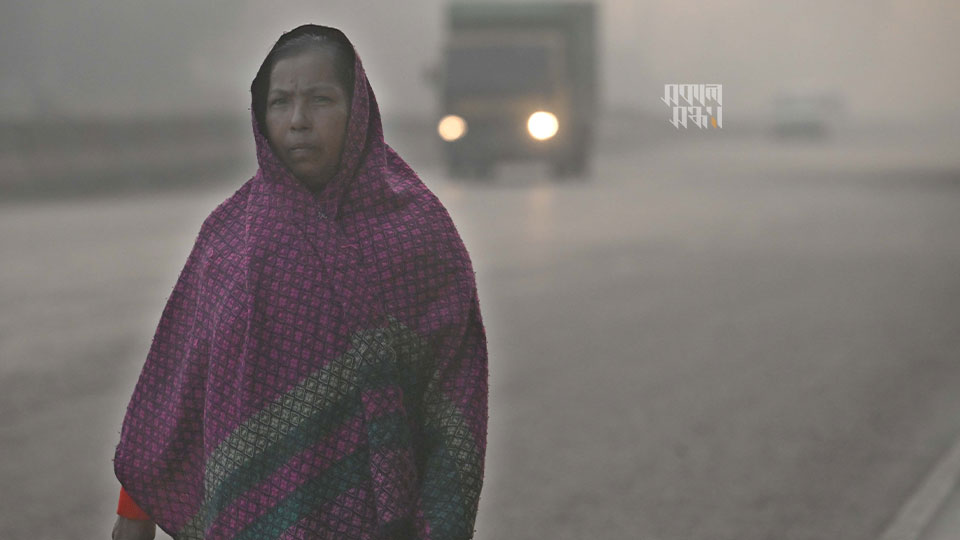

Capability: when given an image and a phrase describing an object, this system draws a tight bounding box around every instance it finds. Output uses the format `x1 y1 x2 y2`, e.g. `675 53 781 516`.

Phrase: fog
2 0 958 121
4 3 960 540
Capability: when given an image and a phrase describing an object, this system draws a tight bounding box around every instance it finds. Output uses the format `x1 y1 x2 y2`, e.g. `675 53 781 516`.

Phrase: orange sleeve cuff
117 486 152 521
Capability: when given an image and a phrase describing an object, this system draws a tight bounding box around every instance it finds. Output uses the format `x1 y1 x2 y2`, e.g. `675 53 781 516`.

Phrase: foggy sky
1 0 957 121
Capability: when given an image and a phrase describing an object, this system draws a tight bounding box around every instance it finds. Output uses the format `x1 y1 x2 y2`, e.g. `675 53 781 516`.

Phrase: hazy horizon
2 0 958 122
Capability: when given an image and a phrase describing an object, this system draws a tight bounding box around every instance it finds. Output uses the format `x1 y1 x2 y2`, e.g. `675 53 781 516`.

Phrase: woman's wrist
112 515 156 540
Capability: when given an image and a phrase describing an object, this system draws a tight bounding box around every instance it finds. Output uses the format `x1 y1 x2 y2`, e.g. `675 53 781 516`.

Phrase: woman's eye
270 98 288 107
313 96 332 103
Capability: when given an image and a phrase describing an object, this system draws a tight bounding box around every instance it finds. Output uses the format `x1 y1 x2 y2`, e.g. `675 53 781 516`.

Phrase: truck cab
437 3 598 179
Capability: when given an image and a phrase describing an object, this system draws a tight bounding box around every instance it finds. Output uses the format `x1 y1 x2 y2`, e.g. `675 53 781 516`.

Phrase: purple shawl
113 29 487 540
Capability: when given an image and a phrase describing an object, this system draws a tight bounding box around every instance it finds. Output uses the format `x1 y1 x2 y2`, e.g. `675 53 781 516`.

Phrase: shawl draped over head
113 24 488 540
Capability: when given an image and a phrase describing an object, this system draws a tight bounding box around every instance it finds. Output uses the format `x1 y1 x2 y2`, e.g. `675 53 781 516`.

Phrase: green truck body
438 2 598 178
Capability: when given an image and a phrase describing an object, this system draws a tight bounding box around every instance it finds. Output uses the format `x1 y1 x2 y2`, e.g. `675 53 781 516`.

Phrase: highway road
2 128 959 540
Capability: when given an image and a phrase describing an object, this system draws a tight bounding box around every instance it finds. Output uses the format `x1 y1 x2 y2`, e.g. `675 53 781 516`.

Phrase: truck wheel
473 160 495 180
447 158 494 181
447 159 470 179
551 153 588 180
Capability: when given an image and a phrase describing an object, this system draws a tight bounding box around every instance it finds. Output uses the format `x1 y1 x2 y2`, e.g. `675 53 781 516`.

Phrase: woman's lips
288 145 320 157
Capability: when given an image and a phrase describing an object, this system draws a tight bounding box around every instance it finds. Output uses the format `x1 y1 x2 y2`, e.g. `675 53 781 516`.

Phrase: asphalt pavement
2 124 960 540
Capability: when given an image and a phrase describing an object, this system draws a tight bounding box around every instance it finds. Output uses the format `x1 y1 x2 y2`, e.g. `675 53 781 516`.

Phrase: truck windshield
446 45 553 95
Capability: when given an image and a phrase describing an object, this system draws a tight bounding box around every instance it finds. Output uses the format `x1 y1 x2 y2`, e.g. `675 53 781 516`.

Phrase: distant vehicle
435 2 598 179
771 89 845 139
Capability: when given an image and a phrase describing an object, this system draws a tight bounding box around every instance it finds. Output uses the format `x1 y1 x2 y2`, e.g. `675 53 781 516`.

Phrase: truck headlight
527 111 559 140
438 115 467 142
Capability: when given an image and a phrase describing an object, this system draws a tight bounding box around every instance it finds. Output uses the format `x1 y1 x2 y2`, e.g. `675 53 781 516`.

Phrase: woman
111 24 488 540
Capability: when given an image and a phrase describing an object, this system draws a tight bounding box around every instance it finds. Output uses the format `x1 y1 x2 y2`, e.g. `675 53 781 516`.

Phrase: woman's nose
290 100 312 130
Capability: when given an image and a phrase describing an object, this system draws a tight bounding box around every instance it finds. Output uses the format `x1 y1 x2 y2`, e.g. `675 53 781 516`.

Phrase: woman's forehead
269 48 344 91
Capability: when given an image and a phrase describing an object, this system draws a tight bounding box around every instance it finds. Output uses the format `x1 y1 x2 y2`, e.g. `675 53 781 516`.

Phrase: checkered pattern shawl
113 42 487 540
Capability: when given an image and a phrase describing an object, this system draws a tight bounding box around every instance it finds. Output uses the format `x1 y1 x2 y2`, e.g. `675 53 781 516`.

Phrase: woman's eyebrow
269 84 340 95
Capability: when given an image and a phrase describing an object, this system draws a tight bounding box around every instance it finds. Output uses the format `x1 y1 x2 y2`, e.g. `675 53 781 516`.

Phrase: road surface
2 127 959 540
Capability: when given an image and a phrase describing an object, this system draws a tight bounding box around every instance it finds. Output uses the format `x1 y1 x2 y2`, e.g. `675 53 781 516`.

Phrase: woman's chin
293 169 334 190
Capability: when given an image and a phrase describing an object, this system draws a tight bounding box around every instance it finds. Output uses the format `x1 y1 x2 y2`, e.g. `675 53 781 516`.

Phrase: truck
435 2 598 179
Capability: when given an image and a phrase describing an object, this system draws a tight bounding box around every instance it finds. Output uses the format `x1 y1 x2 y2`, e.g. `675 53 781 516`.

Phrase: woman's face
265 46 350 188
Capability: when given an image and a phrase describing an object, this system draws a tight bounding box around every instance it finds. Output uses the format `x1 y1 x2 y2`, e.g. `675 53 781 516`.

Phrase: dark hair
251 25 356 133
